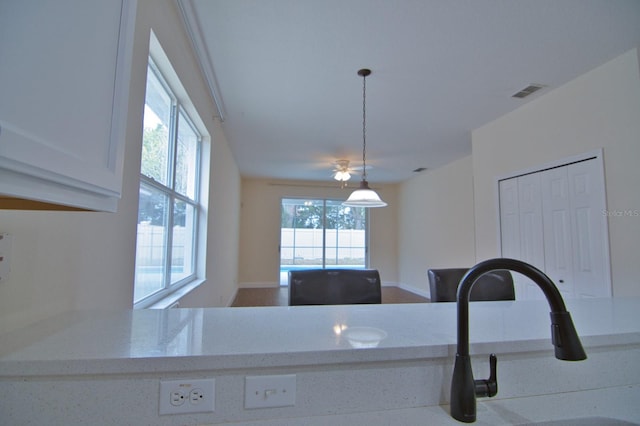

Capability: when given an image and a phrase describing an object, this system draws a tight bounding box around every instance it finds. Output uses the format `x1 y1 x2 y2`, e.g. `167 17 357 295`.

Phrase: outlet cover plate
159 378 215 415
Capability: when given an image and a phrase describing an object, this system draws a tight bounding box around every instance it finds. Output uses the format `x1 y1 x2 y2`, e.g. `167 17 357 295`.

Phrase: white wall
397 156 476 296
238 179 398 287
0 0 241 334
472 48 640 297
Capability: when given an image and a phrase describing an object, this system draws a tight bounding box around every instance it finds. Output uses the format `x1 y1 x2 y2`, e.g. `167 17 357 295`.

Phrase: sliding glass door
280 198 367 285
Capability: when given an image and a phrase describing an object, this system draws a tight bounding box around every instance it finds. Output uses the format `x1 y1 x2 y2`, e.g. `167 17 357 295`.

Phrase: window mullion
164 102 180 290
365 209 369 267
322 200 327 269
169 104 179 191
165 194 175 289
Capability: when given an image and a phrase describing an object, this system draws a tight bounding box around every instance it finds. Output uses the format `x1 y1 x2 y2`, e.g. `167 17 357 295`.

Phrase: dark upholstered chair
427 268 515 302
288 269 382 306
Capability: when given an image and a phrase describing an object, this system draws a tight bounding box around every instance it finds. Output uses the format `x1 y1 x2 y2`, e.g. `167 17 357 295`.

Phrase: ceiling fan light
343 180 387 207
334 170 351 181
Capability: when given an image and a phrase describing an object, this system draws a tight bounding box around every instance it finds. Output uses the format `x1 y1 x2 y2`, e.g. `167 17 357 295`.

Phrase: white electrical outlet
159 378 215 415
245 374 296 409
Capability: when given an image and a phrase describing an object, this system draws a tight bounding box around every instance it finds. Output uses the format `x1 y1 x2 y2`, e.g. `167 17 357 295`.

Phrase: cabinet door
0 0 136 211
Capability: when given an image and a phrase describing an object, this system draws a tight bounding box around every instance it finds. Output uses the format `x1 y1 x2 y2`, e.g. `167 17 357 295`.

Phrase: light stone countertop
1 297 639 377
1 298 640 425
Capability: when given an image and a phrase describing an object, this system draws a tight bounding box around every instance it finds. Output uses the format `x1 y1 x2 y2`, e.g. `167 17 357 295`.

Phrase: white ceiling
180 0 640 184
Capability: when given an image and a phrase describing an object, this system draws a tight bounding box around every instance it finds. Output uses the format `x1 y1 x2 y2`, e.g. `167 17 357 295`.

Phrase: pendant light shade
343 179 387 207
343 68 387 208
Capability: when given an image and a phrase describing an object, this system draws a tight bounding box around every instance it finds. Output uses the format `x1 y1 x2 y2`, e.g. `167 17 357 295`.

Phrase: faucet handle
474 353 498 398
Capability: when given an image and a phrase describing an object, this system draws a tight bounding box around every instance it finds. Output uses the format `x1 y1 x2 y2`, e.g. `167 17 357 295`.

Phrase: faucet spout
449 258 586 423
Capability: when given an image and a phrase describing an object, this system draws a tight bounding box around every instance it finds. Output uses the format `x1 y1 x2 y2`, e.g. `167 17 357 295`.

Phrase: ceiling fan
332 159 373 188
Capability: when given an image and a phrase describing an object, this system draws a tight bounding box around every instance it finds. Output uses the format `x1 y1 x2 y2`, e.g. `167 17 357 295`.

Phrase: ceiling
179 0 640 184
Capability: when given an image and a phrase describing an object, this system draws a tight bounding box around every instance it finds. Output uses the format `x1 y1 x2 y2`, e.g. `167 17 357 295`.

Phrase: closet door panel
541 166 575 298
500 178 533 299
499 179 521 258
517 173 545 300
568 161 611 297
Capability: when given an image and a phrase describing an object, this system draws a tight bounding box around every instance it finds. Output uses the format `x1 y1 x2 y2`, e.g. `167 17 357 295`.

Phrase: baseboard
384 281 430 299
238 281 280 289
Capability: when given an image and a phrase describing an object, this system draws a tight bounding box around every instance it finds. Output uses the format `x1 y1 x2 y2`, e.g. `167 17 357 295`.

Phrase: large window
134 59 202 307
279 198 368 285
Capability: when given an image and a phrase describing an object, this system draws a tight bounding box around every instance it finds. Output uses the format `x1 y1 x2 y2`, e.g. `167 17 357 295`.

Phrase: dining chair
288 269 382 306
427 268 515 302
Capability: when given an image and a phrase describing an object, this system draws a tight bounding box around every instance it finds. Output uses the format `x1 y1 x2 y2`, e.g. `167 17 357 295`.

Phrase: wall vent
512 84 545 99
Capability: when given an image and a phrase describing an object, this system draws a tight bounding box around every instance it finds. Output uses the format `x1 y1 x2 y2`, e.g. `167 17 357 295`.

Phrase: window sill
143 279 206 309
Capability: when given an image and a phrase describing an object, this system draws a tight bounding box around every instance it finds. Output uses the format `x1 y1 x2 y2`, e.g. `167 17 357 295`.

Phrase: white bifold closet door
499 157 611 300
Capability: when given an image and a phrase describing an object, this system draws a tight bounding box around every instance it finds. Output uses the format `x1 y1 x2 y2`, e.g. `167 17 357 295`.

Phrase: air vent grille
512 84 545 99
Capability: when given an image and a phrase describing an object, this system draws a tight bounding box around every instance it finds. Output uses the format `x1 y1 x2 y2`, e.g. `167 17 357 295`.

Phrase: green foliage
281 200 366 230
141 124 168 183
139 124 188 227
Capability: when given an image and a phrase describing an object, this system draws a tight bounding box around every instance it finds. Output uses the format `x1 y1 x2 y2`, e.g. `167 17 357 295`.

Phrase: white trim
176 0 226 121
146 279 206 309
239 281 280 289
0 168 119 212
109 0 138 176
391 282 431 299
495 149 603 182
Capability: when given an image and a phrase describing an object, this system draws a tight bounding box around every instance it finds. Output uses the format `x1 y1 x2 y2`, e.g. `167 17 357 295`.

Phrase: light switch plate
0 233 13 283
245 374 296 409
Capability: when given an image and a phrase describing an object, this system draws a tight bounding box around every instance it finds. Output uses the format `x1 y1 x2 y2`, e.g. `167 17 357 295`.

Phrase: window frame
134 58 203 308
279 197 369 285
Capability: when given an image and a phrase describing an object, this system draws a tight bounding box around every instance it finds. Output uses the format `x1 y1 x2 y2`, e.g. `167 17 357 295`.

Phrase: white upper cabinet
0 0 137 211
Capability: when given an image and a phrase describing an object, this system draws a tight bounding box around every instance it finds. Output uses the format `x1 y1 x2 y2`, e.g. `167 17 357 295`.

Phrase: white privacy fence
136 223 187 267
280 228 365 265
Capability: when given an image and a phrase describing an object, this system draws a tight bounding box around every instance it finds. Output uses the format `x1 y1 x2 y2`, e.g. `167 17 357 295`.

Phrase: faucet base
450 354 476 423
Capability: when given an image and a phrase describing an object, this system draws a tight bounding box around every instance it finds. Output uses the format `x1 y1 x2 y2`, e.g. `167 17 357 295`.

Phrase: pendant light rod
358 68 370 181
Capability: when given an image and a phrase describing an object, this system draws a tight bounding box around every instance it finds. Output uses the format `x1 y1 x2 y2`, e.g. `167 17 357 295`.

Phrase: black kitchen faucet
450 258 587 423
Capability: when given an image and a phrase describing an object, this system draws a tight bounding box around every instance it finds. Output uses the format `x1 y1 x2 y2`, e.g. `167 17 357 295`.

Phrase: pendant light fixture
343 68 387 208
